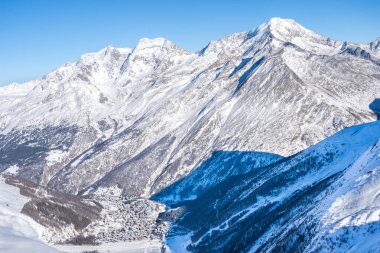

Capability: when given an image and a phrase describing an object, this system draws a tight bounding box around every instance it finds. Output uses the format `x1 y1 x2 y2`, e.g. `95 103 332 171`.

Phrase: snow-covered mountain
156 120 380 253
0 17 380 251
1 18 379 199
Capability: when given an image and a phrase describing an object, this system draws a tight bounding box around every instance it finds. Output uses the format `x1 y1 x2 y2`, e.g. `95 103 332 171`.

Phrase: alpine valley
0 18 380 253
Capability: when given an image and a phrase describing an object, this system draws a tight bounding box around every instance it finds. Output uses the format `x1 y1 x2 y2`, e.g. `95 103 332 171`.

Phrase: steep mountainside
157 121 380 253
0 18 379 201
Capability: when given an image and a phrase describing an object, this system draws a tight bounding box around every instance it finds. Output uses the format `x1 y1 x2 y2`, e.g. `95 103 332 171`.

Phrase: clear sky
1 0 379 86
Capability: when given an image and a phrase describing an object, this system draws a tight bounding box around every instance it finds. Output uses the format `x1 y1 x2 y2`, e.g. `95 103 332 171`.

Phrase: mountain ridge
1 18 379 197
3 18 380 90
0 17 380 252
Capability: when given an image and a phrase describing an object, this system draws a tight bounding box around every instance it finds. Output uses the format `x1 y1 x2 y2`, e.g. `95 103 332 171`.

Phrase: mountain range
0 18 379 252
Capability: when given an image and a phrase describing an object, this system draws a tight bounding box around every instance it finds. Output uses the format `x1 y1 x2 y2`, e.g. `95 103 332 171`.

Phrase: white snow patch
3 165 19 175
45 150 68 166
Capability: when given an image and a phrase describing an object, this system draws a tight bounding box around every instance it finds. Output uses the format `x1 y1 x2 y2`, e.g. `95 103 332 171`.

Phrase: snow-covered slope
0 18 378 201
306 136 380 253
0 176 60 253
157 120 380 253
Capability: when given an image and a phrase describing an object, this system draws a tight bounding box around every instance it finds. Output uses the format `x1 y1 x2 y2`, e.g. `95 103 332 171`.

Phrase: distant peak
78 45 132 62
135 37 177 50
101 45 132 56
105 44 115 50
131 37 191 58
370 38 380 51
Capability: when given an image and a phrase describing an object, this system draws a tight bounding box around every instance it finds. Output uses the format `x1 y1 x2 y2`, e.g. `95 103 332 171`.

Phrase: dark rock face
342 46 371 60
370 98 380 119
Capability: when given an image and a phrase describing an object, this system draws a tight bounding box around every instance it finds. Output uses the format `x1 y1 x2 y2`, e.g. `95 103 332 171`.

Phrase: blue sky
1 0 379 86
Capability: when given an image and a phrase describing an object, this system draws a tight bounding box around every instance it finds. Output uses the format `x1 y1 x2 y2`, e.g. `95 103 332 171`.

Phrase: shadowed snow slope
153 151 283 204
157 121 380 253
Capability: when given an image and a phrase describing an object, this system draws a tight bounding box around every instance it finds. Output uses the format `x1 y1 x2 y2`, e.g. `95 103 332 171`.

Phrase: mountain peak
135 37 179 51
252 17 342 55
370 37 380 51
78 45 132 63
131 37 191 56
260 17 313 40
118 37 192 81
266 17 299 27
